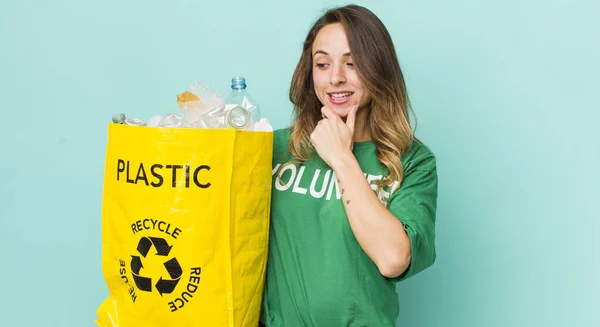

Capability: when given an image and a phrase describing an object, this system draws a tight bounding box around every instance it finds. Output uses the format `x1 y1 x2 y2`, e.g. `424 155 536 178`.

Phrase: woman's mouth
328 92 354 105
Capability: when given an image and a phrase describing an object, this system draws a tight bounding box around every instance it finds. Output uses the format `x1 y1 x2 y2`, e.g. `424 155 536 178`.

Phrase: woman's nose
330 64 346 85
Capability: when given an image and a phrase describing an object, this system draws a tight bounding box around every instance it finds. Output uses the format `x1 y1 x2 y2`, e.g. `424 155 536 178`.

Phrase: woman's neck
352 108 371 142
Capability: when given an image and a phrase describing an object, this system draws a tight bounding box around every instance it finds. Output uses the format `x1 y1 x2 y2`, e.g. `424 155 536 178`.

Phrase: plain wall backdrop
1 0 598 326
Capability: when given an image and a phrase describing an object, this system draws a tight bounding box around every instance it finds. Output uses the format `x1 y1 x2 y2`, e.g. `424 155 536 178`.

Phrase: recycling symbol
130 236 182 296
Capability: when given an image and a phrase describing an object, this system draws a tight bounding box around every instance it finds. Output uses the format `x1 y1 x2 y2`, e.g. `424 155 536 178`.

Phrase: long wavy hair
286 4 415 188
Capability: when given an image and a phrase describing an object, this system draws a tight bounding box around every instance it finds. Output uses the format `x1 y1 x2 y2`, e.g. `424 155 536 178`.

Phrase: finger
321 106 338 120
346 105 359 135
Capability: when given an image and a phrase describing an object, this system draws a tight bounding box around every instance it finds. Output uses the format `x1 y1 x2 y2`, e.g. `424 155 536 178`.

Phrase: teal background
1 0 598 326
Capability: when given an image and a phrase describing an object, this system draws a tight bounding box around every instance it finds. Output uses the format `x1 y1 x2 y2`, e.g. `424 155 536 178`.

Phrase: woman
260 4 438 326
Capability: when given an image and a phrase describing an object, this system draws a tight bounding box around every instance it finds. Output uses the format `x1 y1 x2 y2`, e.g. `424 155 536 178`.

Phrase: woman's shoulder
401 138 437 173
273 127 292 142
273 127 292 149
271 127 292 162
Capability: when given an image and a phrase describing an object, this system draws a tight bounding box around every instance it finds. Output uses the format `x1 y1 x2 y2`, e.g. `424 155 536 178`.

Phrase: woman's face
312 23 371 119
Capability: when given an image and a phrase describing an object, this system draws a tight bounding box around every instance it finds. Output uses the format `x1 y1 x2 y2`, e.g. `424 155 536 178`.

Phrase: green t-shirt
261 128 438 327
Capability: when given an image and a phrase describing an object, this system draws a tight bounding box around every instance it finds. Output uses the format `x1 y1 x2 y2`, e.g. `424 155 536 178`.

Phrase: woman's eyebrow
312 50 352 57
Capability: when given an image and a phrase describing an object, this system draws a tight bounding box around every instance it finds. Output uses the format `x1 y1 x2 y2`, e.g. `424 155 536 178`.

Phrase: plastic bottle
224 77 261 129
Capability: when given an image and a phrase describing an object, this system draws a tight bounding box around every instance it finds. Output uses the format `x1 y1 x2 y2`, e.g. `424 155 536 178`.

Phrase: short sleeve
388 144 438 281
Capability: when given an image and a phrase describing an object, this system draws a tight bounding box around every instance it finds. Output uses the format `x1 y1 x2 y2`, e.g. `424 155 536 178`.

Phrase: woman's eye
347 62 354 67
315 63 328 68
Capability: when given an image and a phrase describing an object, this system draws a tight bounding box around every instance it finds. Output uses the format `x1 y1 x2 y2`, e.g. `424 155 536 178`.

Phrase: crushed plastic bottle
112 113 126 124
223 77 260 129
124 118 146 126
200 104 246 129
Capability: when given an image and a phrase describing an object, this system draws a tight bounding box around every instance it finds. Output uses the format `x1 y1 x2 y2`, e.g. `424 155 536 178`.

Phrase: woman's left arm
311 106 411 278
332 152 411 278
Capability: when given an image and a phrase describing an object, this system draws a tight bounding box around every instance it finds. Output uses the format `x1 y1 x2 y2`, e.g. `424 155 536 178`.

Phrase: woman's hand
310 105 358 168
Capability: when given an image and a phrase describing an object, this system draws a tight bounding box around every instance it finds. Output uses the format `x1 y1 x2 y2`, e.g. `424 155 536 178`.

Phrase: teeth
331 92 351 99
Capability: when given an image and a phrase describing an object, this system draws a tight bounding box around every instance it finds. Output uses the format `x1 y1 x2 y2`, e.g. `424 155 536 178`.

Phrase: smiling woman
260 4 439 327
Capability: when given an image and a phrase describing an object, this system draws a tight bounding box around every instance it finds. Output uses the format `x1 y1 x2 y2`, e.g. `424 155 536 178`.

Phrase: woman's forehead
312 23 351 56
